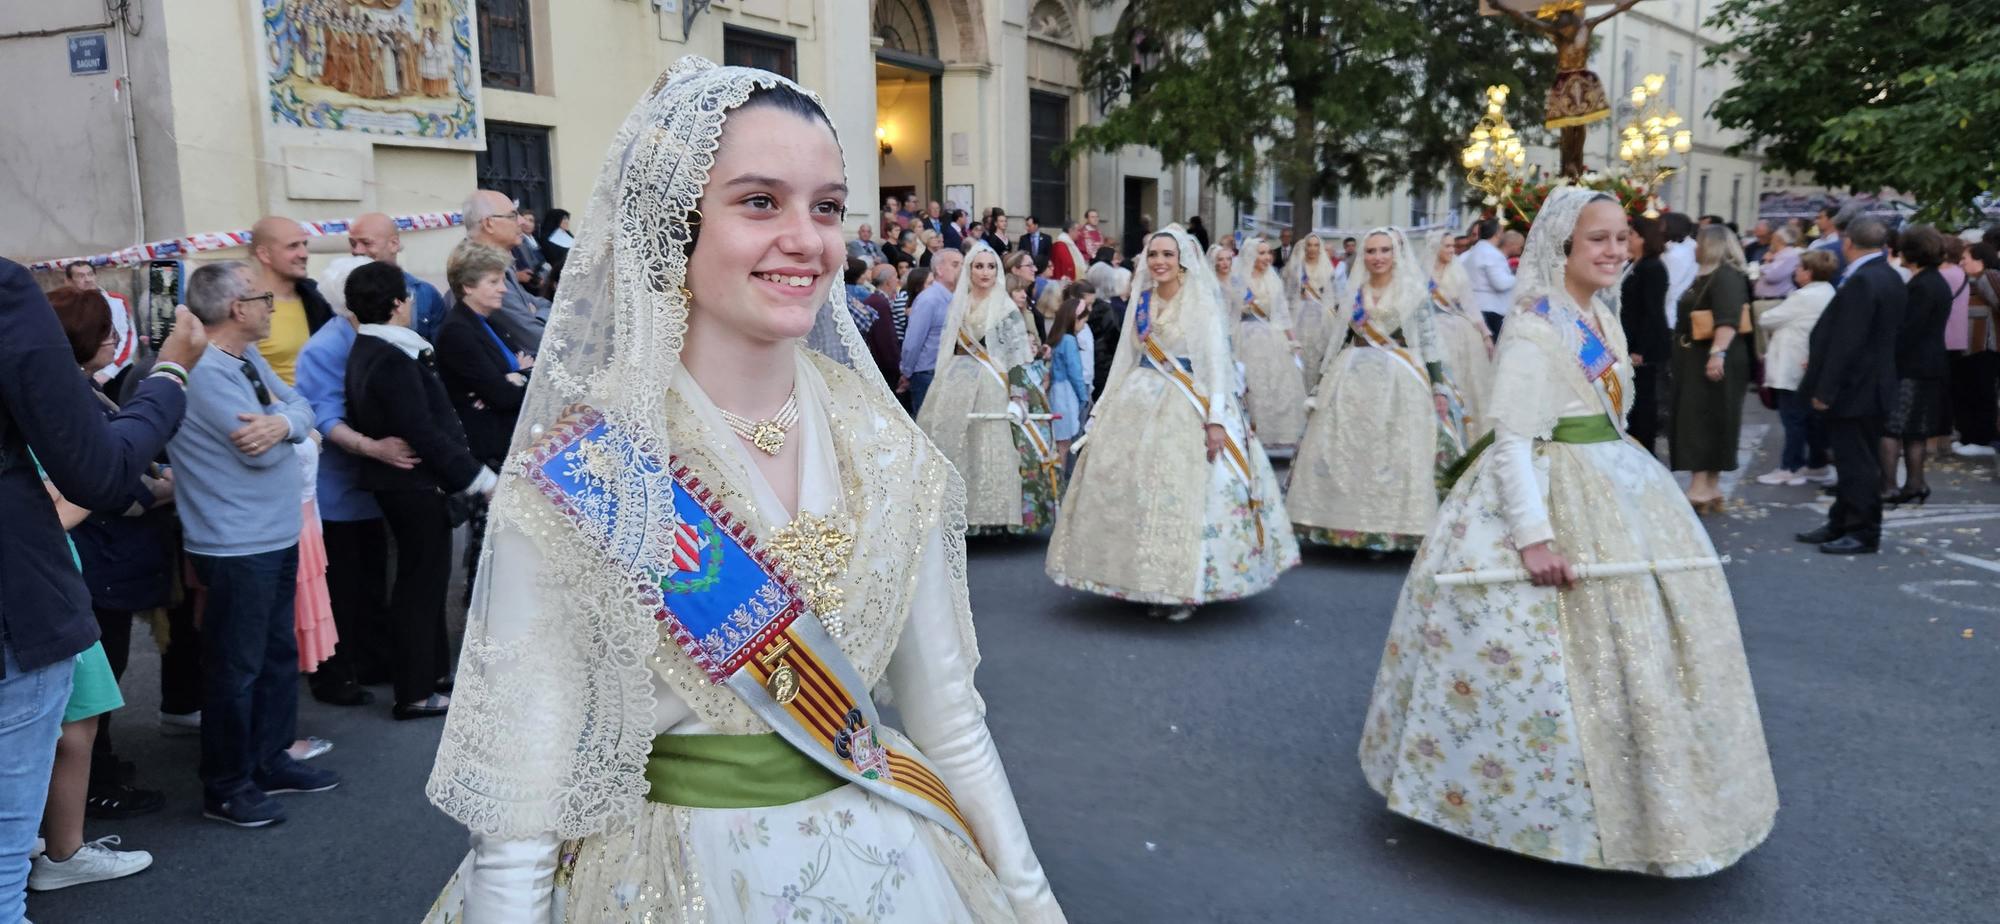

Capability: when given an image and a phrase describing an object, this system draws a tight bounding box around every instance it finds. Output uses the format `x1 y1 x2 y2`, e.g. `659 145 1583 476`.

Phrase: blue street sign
68 33 108 76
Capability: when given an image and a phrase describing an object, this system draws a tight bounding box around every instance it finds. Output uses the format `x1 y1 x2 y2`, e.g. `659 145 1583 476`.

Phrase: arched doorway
874 0 944 219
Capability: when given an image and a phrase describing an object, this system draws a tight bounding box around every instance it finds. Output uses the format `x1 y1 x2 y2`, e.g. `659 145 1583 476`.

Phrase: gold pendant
766 663 800 704
769 513 856 635
749 420 787 455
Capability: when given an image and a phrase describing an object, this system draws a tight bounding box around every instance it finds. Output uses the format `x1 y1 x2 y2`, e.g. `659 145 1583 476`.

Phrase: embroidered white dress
1429 287 1495 442
428 355 1065 922
1357 296 1777 876
916 279 1058 534
1046 284 1298 605
1287 248 1339 395
1230 268 1308 449
1286 285 1456 551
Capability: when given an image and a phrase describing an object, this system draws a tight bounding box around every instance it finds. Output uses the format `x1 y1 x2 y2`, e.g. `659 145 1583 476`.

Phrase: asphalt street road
29 417 1999 923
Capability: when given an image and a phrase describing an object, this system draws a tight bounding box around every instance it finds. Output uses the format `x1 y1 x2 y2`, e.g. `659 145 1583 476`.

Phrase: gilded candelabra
1462 85 1527 206
1616 73 1693 217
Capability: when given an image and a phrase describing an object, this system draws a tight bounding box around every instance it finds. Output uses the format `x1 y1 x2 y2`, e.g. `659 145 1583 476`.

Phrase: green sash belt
1549 414 1620 444
1440 415 1622 492
645 733 847 809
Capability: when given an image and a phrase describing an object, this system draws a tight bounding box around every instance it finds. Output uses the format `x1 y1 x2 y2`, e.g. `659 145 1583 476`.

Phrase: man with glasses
170 261 337 828
247 217 336 386
463 189 547 353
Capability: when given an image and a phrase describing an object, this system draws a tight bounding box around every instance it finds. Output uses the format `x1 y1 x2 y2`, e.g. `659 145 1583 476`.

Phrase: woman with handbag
342 260 497 721
1669 224 1754 513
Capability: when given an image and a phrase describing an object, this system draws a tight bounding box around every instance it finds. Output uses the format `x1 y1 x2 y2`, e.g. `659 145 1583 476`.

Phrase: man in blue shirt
294 257 421 707
347 212 447 341
899 247 962 414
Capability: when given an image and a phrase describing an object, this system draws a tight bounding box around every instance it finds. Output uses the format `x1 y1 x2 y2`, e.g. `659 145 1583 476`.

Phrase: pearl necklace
717 389 800 456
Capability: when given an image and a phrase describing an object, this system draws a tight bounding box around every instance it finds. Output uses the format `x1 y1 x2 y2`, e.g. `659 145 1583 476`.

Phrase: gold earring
678 285 694 306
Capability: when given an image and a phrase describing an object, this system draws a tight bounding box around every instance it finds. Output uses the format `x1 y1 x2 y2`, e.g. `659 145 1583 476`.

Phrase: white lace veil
1488 186 1628 439
1095 227 1235 417
1418 229 1474 310
1288 233 1337 300
937 240 1032 369
1336 226 1427 333
1511 187 1620 318
427 57 911 840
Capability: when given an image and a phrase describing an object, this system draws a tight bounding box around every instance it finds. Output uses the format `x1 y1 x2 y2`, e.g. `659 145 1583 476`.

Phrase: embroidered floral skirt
1288 344 1458 551
1046 367 1296 605
921 355 1060 536
1358 437 1778 876
425 784 1014 923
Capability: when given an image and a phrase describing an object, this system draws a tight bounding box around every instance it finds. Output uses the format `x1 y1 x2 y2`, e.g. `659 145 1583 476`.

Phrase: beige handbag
1687 271 1751 342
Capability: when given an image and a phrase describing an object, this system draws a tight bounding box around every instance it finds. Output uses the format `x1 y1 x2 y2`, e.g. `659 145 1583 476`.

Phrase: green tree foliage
1066 1 1552 232
1706 0 2000 223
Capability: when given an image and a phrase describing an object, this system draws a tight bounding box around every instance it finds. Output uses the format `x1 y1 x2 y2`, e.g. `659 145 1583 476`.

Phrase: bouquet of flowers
1498 171 1654 233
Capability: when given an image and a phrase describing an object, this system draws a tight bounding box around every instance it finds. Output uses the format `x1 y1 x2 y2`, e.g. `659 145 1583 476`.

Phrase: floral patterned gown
1046 285 1297 605
1357 296 1777 877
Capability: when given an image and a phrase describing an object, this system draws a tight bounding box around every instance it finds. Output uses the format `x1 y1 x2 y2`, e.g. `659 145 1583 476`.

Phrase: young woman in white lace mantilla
1420 230 1496 442
1045 228 1297 620
1225 238 1309 451
1356 188 1777 877
915 242 1061 535
1287 234 1340 394
1286 228 1462 552
423 58 1066 923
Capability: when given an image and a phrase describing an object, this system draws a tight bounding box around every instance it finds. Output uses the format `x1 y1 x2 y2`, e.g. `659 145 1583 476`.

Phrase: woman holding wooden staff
1356 187 1776 876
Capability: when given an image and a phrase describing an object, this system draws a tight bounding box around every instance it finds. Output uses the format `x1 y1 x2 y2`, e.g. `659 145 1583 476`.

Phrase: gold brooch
768 513 855 637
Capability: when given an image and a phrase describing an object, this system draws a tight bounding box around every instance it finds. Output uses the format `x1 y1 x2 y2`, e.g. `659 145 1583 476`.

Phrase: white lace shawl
939 241 1034 371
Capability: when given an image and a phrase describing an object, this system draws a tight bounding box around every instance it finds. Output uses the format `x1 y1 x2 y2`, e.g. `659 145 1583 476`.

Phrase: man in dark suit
1016 215 1052 273
1797 218 1903 554
941 209 967 251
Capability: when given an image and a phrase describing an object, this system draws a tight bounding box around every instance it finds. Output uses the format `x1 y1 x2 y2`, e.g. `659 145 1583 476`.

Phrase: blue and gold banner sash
1530 297 1625 420
524 406 976 848
1350 289 1430 389
1135 290 1153 342
1241 286 1267 321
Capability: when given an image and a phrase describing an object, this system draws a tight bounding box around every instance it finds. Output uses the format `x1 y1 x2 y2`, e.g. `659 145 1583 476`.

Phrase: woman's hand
1204 423 1226 462
1630 352 1644 367
1518 541 1575 589
516 351 536 371
1705 352 1726 382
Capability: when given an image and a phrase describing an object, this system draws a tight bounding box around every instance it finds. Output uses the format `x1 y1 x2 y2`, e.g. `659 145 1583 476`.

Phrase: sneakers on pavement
1951 441 1996 458
255 760 341 795
203 789 287 828
1802 466 1838 485
1755 468 1801 486
158 710 200 737
28 836 154 891
287 737 334 761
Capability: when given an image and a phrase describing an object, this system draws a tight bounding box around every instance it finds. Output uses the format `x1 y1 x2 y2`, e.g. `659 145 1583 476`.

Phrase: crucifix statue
1493 0 1643 177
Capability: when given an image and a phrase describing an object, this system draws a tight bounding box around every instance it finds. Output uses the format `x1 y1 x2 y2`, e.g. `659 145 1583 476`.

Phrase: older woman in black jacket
435 241 531 467
342 261 495 720
1883 225 1954 504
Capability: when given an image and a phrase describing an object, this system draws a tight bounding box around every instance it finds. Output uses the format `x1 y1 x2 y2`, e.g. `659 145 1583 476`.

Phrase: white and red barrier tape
27 211 464 273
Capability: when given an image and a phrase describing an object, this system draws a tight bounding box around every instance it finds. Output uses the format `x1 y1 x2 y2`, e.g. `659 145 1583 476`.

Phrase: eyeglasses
240 360 272 406
236 291 276 310
485 211 520 223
